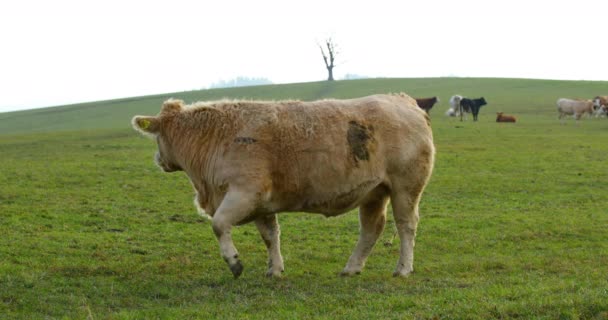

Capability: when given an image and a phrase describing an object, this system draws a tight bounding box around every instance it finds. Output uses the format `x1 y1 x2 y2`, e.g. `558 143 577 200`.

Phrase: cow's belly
282 177 384 216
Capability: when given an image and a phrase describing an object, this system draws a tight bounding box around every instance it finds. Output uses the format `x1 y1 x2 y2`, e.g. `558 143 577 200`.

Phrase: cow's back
557 98 591 113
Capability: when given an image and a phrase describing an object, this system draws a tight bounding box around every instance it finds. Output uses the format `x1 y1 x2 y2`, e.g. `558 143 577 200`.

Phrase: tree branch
319 44 330 68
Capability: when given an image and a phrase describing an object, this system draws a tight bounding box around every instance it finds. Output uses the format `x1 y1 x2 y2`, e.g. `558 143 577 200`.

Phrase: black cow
459 97 487 121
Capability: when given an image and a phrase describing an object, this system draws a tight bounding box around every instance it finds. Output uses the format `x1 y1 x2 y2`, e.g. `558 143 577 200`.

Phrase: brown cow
132 94 435 278
496 112 516 123
415 97 439 114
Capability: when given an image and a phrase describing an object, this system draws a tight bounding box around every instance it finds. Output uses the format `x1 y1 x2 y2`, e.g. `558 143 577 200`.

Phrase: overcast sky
1 0 607 112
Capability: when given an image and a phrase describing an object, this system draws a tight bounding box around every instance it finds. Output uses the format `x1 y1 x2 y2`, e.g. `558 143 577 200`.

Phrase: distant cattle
459 97 488 121
556 98 594 122
132 94 435 278
496 112 516 123
415 97 440 114
593 96 608 109
445 95 463 117
593 96 608 117
594 105 608 118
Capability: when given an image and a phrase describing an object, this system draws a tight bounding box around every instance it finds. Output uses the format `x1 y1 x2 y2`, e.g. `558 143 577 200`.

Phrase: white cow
445 95 463 117
556 98 594 122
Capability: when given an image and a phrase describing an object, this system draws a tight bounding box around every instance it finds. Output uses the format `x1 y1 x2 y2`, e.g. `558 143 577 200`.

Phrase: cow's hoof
265 269 284 278
230 260 244 279
339 269 361 277
392 269 413 277
266 268 284 278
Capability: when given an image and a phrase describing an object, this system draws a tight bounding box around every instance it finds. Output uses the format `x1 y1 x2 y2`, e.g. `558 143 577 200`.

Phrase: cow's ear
132 116 160 137
161 99 184 115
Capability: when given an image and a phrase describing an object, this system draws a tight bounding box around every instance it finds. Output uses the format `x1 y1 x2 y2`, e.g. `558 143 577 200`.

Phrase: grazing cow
593 96 608 109
132 94 435 278
496 112 516 123
593 96 608 118
415 97 440 114
459 97 488 121
594 105 608 118
445 95 462 117
556 98 594 122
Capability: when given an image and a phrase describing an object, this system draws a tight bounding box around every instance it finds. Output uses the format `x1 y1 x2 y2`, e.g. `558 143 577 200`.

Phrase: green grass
1 78 607 319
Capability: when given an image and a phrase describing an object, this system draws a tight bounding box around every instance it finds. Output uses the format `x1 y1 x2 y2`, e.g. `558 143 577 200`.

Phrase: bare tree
319 38 337 81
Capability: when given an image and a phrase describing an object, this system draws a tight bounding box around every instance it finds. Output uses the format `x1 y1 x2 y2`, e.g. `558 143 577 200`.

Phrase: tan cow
556 98 594 122
132 94 435 278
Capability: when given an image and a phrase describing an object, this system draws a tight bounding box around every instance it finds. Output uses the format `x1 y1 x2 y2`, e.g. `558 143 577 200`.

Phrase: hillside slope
1 77 606 135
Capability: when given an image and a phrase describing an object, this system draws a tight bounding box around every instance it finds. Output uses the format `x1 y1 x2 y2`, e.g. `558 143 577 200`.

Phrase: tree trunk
327 67 334 81
319 38 337 82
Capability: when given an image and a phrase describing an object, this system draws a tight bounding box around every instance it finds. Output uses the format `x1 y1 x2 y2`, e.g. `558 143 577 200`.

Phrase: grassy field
1 78 607 319
2 77 607 135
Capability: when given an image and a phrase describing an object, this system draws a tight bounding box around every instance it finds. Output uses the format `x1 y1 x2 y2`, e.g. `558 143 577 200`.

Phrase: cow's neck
175 129 226 215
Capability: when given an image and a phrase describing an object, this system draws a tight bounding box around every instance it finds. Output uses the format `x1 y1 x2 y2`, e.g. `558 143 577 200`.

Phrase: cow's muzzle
154 152 181 172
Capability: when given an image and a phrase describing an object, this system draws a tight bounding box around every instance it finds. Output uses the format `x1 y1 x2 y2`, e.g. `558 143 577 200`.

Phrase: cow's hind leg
255 214 284 277
390 190 421 277
341 187 390 276
390 146 433 277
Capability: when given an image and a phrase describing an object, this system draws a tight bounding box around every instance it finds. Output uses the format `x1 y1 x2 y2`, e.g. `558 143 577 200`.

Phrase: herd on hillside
415 95 608 123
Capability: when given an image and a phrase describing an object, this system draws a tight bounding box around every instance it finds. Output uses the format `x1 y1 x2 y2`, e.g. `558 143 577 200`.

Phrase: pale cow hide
556 98 594 122
132 94 435 278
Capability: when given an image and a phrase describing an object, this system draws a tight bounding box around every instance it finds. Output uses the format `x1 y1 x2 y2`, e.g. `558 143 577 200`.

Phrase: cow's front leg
255 214 284 277
212 217 243 278
211 191 256 278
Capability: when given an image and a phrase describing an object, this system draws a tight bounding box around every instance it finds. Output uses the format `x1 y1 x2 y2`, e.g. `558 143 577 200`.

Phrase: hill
1 77 607 135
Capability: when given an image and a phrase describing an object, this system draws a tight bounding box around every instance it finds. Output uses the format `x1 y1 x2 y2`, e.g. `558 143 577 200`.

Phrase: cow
415 97 439 114
445 95 462 117
496 112 516 123
593 96 608 109
131 94 435 279
556 98 594 122
593 96 608 118
459 97 487 121
594 105 608 118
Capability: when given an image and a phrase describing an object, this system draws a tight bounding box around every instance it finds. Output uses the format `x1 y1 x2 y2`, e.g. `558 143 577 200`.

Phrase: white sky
1 0 607 112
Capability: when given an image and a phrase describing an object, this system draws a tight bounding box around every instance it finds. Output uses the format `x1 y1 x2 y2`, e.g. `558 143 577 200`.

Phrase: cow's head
593 97 602 111
479 97 487 106
132 99 184 173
